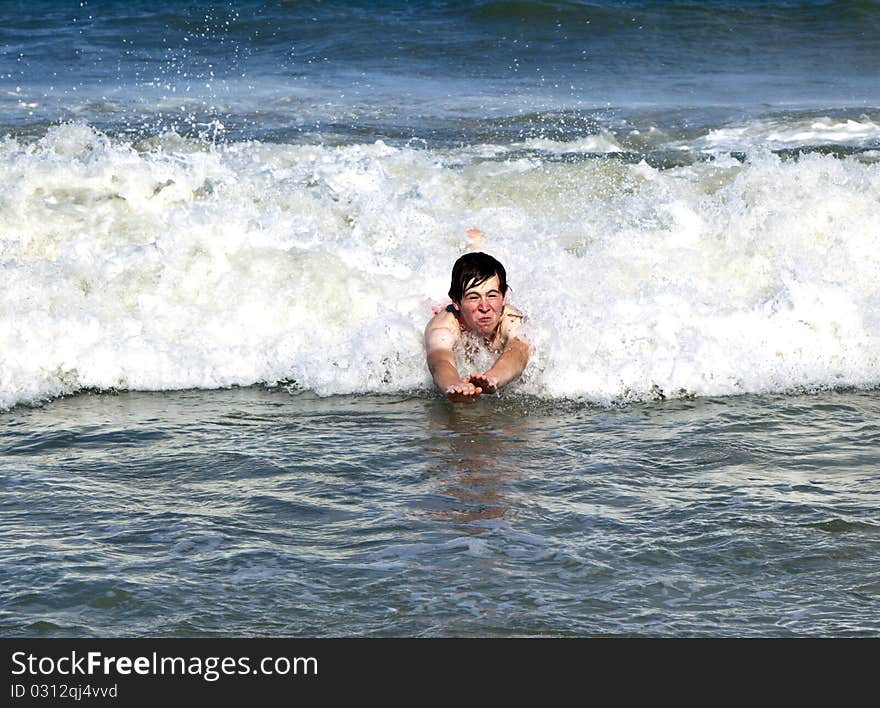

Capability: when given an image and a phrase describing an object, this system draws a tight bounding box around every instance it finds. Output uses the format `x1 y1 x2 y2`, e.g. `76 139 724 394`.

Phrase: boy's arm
425 318 482 402
469 311 530 393
425 328 461 391
469 336 530 393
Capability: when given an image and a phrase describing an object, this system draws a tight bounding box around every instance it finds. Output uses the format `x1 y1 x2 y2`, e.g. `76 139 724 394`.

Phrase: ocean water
2 0 880 637
3 387 880 637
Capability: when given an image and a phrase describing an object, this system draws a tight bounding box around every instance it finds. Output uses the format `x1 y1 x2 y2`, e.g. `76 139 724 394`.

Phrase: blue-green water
2 388 879 637
3 0 878 142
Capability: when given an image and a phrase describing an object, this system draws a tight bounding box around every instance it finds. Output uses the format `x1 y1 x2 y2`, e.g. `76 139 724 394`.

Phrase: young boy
425 252 530 403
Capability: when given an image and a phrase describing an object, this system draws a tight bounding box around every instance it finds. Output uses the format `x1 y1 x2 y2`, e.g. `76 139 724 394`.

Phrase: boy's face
453 274 507 336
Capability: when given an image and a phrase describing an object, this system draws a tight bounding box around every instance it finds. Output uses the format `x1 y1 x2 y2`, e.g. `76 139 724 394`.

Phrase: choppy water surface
2 387 878 637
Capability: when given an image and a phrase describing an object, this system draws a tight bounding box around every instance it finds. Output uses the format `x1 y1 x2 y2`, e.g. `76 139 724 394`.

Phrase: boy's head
448 252 507 303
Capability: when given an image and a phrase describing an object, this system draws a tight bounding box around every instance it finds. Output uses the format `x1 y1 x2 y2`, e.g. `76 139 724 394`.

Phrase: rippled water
2 387 878 637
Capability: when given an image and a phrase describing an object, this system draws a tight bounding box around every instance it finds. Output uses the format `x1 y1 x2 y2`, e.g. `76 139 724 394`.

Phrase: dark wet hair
448 252 508 302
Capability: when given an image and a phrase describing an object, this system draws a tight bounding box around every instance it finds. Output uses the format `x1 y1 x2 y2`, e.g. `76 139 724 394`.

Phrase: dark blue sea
2 1 879 637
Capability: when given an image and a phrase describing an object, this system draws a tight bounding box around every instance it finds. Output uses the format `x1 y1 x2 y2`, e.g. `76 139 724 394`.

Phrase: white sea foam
514 133 624 154
2 122 880 409
695 116 880 153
